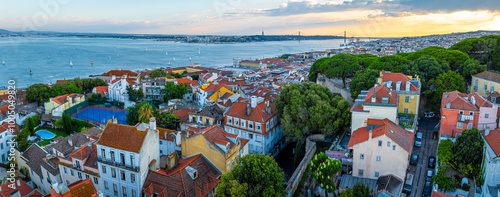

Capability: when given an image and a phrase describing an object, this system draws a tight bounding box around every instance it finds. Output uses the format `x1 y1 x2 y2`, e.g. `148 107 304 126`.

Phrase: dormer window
446 101 451 109
381 97 389 104
185 166 198 179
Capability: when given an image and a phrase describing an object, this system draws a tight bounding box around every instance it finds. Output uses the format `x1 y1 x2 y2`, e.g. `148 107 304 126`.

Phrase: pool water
36 130 56 140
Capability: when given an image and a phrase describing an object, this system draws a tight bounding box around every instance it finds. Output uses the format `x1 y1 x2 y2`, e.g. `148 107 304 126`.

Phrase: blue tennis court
72 106 128 125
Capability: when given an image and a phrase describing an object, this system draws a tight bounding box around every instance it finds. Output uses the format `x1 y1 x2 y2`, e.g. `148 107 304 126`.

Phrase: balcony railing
97 156 140 172
458 114 474 122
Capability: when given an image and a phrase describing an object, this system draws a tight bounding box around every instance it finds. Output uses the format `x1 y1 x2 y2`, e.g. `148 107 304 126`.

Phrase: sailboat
165 51 168 56
2 60 4 65
173 57 176 62
189 57 192 61
91 59 94 65
198 48 200 55
69 60 73 67
168 61 171 65
29 69 33 75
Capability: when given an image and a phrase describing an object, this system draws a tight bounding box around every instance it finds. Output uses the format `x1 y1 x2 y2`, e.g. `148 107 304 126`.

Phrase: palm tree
137 103 154 123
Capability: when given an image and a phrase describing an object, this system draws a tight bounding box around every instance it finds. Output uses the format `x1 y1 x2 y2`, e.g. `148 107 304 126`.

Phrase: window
113 183 118 196
102 165 106 174
404 96 410 103
257 125 261 130
70 169 74 176
160 150 163 154
228 119 232 124
131 173 136 183
376 156 381 161
78 172 82 179
130 155 135 167
387 142 391 147
66 180 70 185
159 141 162 145
404 108 409 114
242 121 245 127
235 120 239 125
122 186 128 197
378 141 382 147
111 168 116 178
469 111 473 116
459 110 464 114
93 177 99 185
360 154 364 159
485 83 488 90
227 162 230 171
467 123 472 129
101 148 106 158
359 169 364 176
486 114 490 118
457 122 463 129
249 123 253 128
120 153 125 165
85 174 90 179
375 172 380 177
492 85 495 93
131 189 137 197
110 151 115 162
104 180 109 190
248 133 253 139
121 170 126 181
393 145 396 150
63 167 67 174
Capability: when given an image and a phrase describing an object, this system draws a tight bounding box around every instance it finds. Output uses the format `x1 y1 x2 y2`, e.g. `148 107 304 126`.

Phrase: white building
224 96 285 156
96 118 160 197
0 122 16 163
108 77 138 108
481 128 500 197
158 128 181 156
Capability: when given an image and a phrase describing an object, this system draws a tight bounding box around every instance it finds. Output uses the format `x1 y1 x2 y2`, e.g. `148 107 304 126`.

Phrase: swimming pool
36 130 56 140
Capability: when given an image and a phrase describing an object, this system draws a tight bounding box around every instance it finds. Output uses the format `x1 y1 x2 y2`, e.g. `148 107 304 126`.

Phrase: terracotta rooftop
431 191 454 197
92 86 108 97
379 72 419 92
347 118 414 152
225 99 276 123
173 108 197 123
473 71 500 84
102 69 138 77
97 121 148 153
0 121 19 135
50 93 85 105
484 129 500 157
110 77 136 85
0 179 41 197
158 127 177 142
441 91 492 111
142 154 221 197
199 125 237 150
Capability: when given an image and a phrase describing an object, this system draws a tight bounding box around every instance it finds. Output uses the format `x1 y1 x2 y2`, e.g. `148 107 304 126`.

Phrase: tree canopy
450 35 500 66
276 82 351 141
158 113 179 130
425 71 466 111
349 69 380 100
127 86 144 102
162 82 188 103
309 152 342 195
458 59 486 83
309 54 361 87
452 128 484 177
340 182 371 197
26 84 51 105
216 154 285 197
126 102 159 125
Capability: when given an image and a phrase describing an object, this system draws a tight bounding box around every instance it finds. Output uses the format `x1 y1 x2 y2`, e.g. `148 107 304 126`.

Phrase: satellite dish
411 96 414 99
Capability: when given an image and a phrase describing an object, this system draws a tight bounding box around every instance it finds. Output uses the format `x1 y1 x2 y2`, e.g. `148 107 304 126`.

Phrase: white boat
173 57 176 62
189 57 192 61
168 61 171 65
166 51 168 56
198 48 201 55
69 60 73 67
2 60 4 65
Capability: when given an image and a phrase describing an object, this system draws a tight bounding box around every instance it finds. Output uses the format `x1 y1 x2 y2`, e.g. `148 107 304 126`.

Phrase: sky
0 0 499 37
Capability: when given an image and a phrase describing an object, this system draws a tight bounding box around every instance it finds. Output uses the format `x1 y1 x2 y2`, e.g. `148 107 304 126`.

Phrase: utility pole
298 31 301 42
344 31 346 44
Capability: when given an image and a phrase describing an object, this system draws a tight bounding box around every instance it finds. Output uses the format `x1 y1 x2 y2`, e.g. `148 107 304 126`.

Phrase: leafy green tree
452 128 484 178
88 93 103 102
127 86 144 102
276 83 351 141
216 154 285 197
425 71 466 111
191 74 200 81
216 173 248 197
450 35 500 65
491 37 500 71
15 127 31 151
162 82 188 103
413 56 450 85
437 139 455 168
49 84 65 97
352 182 370 197
158 113 179 130
433 165 458 193
457 59 486 83
340 188 354 197
62 113 74 135
62 81 82 94
126 102 159 125
309 152 342 196
26 84 51 105
168 72 184 78
404 47 468 71
24 115 40 135
149 69 167 79
349 69 380 100
308 57 330 82
324 54 361 87
367 55 408 72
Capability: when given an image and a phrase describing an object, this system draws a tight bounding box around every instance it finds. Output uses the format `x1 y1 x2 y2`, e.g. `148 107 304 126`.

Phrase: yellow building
196 83 234 107
470 71 500 98
44 93 86 116
181 125 249 173
377 71 421 115
188 102 225 127
0 89 7 95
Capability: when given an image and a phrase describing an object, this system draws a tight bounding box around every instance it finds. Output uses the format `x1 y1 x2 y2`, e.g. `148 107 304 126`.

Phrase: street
408 117 440 197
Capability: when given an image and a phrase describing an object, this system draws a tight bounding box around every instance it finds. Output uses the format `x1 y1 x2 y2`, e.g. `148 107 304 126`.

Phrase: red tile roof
44 178 97 197
348 118 414 152
431 191 454 197
50 93 85 105
102 69 138 77
173 108 196 123
0 121 19 135
351 85 398 112
199 125 237 149
379 72 419 91
92 86 108 97
159 127 177 142
56 80 68 85
441 91 490 111
0 179 39 197
110 77 136 85
142 154 221 197
484 129 500 157
97 121 148 153
225 100 275 123
176 78 198 86
472 71 500 84
200 83 232 93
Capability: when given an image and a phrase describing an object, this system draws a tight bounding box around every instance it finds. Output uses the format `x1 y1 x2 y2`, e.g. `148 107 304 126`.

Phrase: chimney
266 101 272 114
444 92 448 98
164 132 168 140
246 103 251 115
218 91 221 99
68 139 73 147
16 179 20 186
405 81 410 91
485 127 490 136
176 131 182 146
149 117 157 131
369 129 372 139
251 96 258 108
371 86 377 103
111 75 116 80
167 151 179 170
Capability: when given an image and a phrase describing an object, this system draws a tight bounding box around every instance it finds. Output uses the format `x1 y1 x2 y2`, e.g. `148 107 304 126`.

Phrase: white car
424 112 435 118
414 132 423 147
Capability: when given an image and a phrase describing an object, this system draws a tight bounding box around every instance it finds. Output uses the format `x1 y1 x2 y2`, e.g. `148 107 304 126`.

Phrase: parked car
426 169 434 178
422 179 432 197
432 131 438 140
424 111 435 118
414 132 423 147
410 153 419 165
428 156 436 168
403 173 414 194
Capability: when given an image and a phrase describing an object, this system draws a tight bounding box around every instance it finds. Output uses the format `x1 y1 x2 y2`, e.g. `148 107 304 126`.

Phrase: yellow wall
208 87 234 103
471 77 500 98
181 132 240 173
190 115 216 125
240 62 259 67
0 89 7 95
44 95 86 114
398 94 419 115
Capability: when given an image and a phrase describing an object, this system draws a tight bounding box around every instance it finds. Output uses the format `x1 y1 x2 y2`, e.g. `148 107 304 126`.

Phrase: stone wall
316 73 353 105
285 134 325 197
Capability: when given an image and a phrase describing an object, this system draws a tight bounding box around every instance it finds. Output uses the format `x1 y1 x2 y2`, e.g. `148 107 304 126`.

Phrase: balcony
458 114 474 122
97 156 140 172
